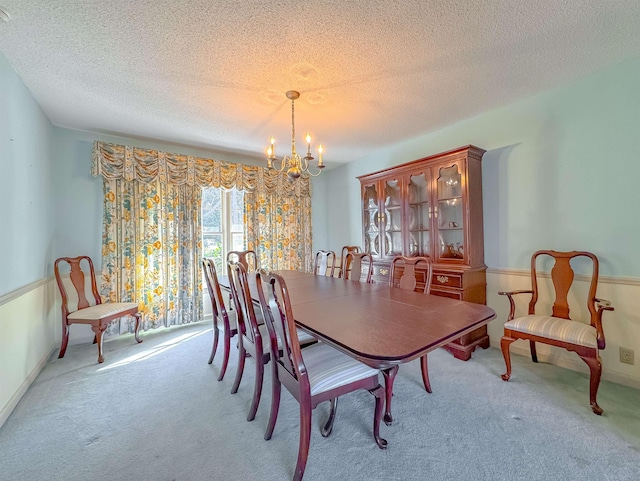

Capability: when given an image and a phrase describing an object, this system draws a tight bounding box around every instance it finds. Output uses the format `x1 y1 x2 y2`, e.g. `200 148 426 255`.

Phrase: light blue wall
316 56 640 277
0 53 55 296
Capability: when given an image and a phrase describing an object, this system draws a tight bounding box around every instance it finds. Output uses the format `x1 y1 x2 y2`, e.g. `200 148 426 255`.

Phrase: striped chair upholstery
303 342 380 396
504 316 597 348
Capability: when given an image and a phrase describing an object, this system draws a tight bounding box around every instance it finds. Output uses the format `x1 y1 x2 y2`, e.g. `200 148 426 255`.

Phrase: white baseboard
0 344 57 428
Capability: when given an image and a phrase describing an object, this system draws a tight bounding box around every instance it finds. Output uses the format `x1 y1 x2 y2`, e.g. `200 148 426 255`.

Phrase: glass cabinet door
407 171 430 256
362 183 380 257
435 163 465 261
382 178 402 258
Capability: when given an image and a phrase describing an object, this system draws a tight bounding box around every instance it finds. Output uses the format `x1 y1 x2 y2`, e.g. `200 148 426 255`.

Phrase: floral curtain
92 141 313 333
245 190 313 272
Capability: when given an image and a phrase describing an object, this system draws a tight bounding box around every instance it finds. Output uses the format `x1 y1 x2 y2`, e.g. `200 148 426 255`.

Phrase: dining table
219 270 496 424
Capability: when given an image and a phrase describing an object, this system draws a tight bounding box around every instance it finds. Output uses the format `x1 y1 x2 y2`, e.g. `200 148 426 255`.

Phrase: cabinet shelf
438 196 462 203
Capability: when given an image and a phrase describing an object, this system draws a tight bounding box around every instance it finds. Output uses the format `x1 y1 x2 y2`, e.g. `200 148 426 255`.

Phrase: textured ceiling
1 1 640 167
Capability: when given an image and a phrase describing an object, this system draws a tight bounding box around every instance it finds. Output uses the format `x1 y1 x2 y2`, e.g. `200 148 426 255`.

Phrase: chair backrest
313 250 337 277
529 250 599 325
256 270 308 390
339 245 361 278
344 252 373 283
54 256 102 316
227 250 258 272
228 260 263 347
389 256 432 293
202 257 232 327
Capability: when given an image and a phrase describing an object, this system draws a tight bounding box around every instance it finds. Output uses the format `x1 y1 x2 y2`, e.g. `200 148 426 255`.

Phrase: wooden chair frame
202 258 237 381
387 256 433 419
499 250 614 415
343 252 373 283
338 245 361 278
227 261 317 421
54 256 142 363
313 250 337 277
257 270 386 481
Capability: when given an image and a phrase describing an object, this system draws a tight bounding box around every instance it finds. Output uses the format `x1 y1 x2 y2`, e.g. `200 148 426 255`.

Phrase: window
202 187 245 273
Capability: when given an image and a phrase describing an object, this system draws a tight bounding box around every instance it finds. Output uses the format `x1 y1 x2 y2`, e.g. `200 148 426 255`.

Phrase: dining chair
256 270 387 481
499 250 614 414
54 256 142 363
343 252 373 283
227 249 258 272
313 250 336 277
202 258 238 381
338 245 361 278
227 261 316 422
389 255 433 397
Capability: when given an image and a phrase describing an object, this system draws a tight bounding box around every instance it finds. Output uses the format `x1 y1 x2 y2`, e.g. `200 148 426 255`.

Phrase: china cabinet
357 145 487 360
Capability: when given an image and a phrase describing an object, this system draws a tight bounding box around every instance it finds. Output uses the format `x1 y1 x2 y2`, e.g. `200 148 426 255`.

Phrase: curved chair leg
370 385 388 449
132 312 143 344
529 340 538 363
321 398 338 437
218 332 232 381
579 354 603 415
208 323 219 364
91 325 107 364
247 359 265 421
500 336 516 381
231 343 246 394
293 402 312 481
265 363 281 441
381 365 399 425
59 324 70 359
420 355 432 393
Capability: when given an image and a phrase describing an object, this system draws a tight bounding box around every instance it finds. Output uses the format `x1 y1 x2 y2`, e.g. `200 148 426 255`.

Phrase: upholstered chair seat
302 343 380 396
504 315 597 348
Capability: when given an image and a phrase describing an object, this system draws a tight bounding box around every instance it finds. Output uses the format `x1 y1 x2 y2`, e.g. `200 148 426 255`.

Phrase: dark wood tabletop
219 270 496 369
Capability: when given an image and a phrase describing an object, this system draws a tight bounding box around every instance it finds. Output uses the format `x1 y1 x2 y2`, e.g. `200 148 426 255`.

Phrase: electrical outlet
620 347 635 365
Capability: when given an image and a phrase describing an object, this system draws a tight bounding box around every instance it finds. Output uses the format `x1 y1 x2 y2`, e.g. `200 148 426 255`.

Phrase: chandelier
266 90 325 180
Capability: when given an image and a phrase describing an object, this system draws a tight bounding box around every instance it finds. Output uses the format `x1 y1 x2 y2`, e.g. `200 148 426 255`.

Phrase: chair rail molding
487 268 640 287
0 276 53 308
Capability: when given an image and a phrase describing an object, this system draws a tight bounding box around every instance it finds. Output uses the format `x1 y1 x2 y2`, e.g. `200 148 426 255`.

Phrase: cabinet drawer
374 265 391 281
431 272 462 289
430 288 463 300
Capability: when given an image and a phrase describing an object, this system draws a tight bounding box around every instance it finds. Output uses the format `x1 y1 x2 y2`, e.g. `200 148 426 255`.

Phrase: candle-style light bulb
317 144 324 168
305 132 312 157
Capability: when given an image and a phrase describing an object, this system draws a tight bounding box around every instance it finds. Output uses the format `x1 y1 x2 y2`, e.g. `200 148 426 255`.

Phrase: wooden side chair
202 258 237 381
256 270 386 481
54 256 142 364
385 256 433 422
227 261 315 422
499 250 614 415
227 249 258 272
338 245 361 278
313 250 336 277
343 252 373 283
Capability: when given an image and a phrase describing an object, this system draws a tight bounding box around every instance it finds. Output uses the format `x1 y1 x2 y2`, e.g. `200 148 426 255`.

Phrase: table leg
381 366 399 425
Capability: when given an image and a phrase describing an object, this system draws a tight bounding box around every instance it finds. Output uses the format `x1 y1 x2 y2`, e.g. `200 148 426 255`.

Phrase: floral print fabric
92 141 313 333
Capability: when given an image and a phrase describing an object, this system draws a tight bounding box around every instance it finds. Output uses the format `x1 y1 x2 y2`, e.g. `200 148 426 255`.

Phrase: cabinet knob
379 268 389 276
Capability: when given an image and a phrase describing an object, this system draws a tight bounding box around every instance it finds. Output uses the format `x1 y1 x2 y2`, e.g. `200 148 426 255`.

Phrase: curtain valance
91 141 311 197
